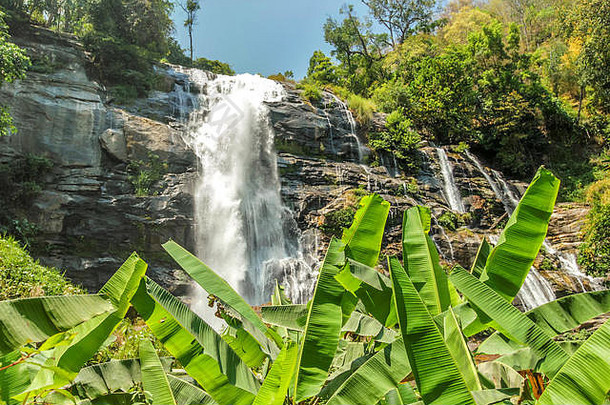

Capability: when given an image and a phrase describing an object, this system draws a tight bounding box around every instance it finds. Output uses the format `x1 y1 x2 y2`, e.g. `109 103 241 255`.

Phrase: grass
0 235 84 300
347 94 376 126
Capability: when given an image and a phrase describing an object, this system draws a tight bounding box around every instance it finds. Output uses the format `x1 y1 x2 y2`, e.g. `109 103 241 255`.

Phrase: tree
361 0 437 47
181 0 201 63
0 10 29 136
306 50 338 84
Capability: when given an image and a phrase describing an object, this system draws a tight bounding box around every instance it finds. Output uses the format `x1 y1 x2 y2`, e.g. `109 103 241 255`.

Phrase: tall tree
181 0 201 63
361 0 437 47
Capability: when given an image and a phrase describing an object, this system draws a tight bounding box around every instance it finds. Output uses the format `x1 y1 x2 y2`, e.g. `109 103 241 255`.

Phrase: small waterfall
543 242 604 292
431 214 456 261
181 71 316 308
329 94 364 162
435 148 466 213
322 99 337 155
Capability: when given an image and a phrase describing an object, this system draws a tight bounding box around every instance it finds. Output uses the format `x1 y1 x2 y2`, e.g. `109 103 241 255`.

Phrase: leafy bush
192 57 235 76
368 109 422 174
320 207 356 237
128 153 168 196
347 94 375 125
0 235 83 300
297 81 323 104
578 179 610 277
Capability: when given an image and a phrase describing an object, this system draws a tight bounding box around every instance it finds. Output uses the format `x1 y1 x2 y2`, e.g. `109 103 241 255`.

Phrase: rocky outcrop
0 26 598 298
0 27 196 292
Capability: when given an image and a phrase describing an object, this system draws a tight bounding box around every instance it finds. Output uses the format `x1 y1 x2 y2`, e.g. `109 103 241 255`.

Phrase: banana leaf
162 240 282 349
477 361 523 390
252 342 298 405
537 319 610 405
0 351 33 405
0 295 114 355
384 384 419 405
14 253 147 400
471 238 491 278
168 375 217 405
390 257 475 405
444 308 481 391
479 168 560 302
402 206 452 316
335 259 397 327
295 238 349 402
325 336 411 405
341 194 390 267
262 304 396 343
222 326 267 369
130 277 258 405
139 340 176 405
449 267 569 378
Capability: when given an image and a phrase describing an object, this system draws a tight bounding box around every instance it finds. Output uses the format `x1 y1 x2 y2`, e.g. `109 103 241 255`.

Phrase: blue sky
171 1 370 79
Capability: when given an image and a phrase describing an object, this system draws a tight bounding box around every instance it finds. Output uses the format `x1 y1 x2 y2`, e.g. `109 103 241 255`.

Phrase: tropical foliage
1 167 609 404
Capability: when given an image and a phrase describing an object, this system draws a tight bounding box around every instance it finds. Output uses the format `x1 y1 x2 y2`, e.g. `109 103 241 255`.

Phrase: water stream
329 94 364 162
436 148 466 213
180 71 316 311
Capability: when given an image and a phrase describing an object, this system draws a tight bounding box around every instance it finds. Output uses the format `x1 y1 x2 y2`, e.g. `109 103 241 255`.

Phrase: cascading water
330 94 364 162
180 71 317 312
436 148 466 213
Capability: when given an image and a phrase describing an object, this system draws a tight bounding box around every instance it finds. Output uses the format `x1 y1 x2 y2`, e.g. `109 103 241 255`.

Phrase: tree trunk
189 25 193 63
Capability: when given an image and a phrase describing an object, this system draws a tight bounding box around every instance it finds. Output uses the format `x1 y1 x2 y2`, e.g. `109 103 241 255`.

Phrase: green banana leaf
0 351 33 405
444 308 482 392
390 257 475 405
477 361 524 390
325 336 411 405
384 384 419 405
130 277 258 405
168 375 217 405
139 340 176 405
478 289 610 356
449 267 569 378
295 238 349 402
252 342 298 405
335 259 397 327
162 240 282 349
471 238 491 278
262 304 396 343
537 319 610 405
14 253 147 400
0 295 114 355
402 206 452 316
341 194 390 267
222 326 267 369
479 168 560 302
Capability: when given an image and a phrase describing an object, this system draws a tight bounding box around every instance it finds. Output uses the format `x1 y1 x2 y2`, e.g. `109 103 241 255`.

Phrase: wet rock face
0 28 196 292
0 27 593 297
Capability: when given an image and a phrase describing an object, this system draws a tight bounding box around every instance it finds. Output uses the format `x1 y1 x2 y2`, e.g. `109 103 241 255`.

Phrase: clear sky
171 1 370 79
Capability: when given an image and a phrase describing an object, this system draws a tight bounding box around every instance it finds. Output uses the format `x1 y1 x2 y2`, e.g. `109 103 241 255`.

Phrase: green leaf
0 351 32 405
443 308 481 391
139 340 176 405
384 384 419 405
390 257 475 405
162 240 282 348
130 278 258 405
325 336 411 405
402 206 452 316
0 295 114 355
335 259 397 327
14 254 147 399
295 238 349 401
537 319 610 405
252 342 298 405
449 267 569 377
341 194 390 267
222 326 267 369
471 238 491 278
480 167 560 302
168 375 217 405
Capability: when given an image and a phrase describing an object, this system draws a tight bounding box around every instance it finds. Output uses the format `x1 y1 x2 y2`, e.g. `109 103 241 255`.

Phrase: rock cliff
0 26 599 298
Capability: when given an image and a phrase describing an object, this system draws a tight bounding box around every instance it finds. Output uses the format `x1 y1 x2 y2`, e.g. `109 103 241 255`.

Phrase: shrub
128 153 168 196
0 235 83 300
578 179 610 277
347 94 375 125
320 207 357 237
368 109 422 174
297 81 323 105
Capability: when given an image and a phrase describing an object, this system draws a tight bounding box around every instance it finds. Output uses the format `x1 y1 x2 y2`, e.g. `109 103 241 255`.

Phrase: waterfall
431 214 455 261
436 148 466 213
181 71 316 310
329 94 364 162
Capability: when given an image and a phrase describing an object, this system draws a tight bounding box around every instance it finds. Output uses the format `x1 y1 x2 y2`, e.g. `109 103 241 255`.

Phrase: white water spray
436 148 466 213
181 71 316 310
